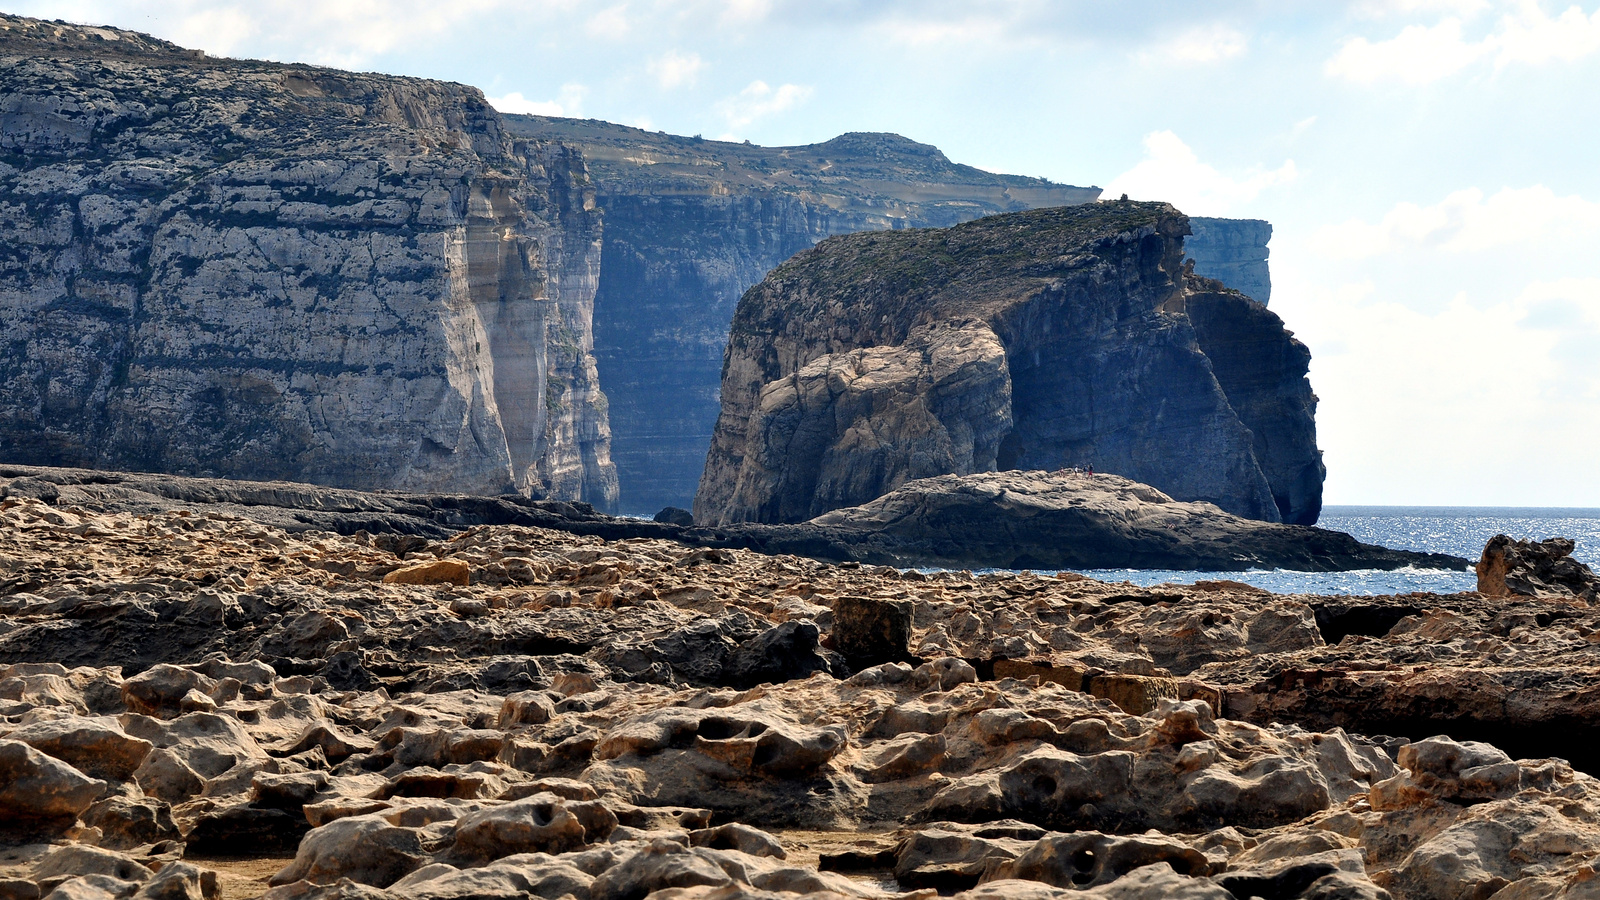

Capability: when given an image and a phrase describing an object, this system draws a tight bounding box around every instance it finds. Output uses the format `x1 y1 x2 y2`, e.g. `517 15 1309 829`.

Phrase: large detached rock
694 202 1324 527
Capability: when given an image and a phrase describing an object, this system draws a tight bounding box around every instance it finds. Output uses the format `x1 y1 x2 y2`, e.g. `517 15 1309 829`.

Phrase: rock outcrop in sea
695 202 1324 528
0 14 617 508
0 479 1597 900
503 117 1101 515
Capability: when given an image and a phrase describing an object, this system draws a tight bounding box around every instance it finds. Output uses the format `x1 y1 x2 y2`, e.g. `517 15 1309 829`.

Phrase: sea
1069 506 1600 596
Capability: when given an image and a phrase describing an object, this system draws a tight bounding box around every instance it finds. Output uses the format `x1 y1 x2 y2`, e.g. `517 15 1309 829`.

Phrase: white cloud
648 51 706 90
1314 186 1600 258
166 6 255 56
1101 131 1297 217
584 4 629 39
714 80 812 128
486 83 586 117
1272 272 1600 505
1325 17 1491 83
157 0 514 68
1139 24 1249 63
1353 0 1493 17
1328 3 1600 84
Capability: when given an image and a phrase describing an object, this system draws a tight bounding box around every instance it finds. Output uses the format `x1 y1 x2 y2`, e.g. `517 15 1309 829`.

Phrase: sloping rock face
0 15 617 507
695 202 1324 527
1187 217 1271 305
808 471 1466 572
505 116 1104 515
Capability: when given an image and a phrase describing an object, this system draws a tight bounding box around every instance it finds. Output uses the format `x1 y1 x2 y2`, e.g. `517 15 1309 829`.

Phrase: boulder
448 793 618 863
269 815 426 888
0 740 105 828
1477 534 1600 601
383 561 471 587
830 597 914 668
9 718 153 781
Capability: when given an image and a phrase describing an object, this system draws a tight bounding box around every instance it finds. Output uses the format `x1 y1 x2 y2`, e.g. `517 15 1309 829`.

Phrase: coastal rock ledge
809 470 1470 572
0 465 1465 573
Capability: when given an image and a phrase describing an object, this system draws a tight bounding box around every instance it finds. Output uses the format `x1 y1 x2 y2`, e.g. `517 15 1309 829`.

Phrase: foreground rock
695 202 1324 527
1 487 1598 899
1477 534 1600 602
808 471 1467 572
0 465 1461 573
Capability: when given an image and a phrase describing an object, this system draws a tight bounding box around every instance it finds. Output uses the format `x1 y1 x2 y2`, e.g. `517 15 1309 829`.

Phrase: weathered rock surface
807 471 1465 572
0 14 617 508
694 202 1324 528
504 116 1105 516
3 482 1600 899
1477 534 1600 602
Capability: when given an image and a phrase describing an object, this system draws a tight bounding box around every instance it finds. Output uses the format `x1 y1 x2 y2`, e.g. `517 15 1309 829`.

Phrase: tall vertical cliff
1187 217 1271 305
694 203 1324 527
0 15 617 506
505 117 1104 514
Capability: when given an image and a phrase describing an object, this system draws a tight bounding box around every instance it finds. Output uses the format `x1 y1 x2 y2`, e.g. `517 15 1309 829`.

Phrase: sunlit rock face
694 202 1324 527
0 14 617 508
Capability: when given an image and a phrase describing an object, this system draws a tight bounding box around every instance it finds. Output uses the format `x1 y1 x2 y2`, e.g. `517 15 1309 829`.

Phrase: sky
11 0 1600 507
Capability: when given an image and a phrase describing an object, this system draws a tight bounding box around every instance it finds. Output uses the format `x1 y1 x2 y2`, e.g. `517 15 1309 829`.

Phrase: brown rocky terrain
4 472 1600 899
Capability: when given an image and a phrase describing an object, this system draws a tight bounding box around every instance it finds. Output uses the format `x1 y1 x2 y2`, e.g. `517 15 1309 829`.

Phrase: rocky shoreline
3 472 1599 900
0 466 1464 575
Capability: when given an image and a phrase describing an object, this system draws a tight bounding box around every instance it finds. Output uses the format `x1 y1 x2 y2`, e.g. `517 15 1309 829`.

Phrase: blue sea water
1073 506 1600 595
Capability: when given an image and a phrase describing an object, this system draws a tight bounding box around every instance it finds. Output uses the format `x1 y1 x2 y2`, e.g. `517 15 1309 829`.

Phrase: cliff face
694 203 1324 526
505 117 1103 514
0 15 617 507
1187 217 1271 305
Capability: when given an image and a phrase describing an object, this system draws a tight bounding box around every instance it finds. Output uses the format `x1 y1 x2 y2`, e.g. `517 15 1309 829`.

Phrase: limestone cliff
1187 217 1271 305
505 117 1103 514
694 202 1324 526
0 15 617 507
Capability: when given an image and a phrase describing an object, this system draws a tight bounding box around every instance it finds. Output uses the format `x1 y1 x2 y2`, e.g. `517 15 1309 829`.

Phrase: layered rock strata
695 202 1324 527
0 14 617 507
504 116 1104 515
2 491 1600 899
1187 217 1271 305
0 465 1455 573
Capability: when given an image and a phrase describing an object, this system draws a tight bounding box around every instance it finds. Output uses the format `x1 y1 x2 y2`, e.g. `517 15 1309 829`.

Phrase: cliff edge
0 14 617 507
694 202 1324 526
